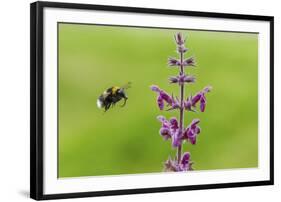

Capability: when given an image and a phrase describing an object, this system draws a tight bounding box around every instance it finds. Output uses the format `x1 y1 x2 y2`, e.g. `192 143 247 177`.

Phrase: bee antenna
122 82 132 89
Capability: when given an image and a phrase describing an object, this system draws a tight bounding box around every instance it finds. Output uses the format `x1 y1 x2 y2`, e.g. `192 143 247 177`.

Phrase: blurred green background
58 23 258 178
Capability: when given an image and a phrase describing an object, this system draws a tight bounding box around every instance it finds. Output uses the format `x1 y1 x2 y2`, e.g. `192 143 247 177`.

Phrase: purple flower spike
151 32 212 172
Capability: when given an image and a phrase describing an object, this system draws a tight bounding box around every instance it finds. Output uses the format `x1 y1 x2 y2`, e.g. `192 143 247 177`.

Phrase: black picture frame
30 1 274 200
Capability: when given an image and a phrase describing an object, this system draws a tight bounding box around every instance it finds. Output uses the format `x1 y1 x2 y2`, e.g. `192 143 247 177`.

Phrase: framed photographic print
30 1 274 200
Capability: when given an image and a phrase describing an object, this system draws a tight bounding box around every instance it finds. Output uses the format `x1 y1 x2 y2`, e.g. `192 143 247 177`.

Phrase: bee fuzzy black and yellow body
97 83 131 112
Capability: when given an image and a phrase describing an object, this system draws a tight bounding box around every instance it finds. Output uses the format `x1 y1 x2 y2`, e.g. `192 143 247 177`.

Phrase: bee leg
121 98 127 107
104 103 111 112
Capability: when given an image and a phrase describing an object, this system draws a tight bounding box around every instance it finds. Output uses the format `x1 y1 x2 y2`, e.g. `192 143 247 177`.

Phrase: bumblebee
97 82 131 111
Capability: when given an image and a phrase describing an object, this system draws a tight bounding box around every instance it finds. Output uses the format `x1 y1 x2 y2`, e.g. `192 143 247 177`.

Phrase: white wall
0 0 279 201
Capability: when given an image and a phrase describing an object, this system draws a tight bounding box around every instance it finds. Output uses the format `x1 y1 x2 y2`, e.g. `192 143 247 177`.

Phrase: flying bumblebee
97 82 131 111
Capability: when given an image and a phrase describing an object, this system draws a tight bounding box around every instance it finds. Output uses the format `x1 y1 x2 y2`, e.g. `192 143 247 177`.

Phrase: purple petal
170 75 195 85
172 131 181 148
194 126 201 134
160 91 173 105
183 75 195 83
151 85 173 108
181 152 191 165
200 95 206 112
169 76 179 83
157 116 171 131
200 102 205 112
192 92 202 106
183 57 195 67
189 86 212 111
159 128 171 140
150 85 160 92
172 136 181 147
184 96 193 111
203 85 212 93
182 128 189 139
167 98 180 110
189 136 197 145
169 117 178 131
190 119 200 128
157 95 164 110
184 100 191 111
177 45 188 53
180 152 193 171
177 74 185 84
168 58 181 66
174 33 185 45
187 129 195 138
184 119 201 144
157 115 166 123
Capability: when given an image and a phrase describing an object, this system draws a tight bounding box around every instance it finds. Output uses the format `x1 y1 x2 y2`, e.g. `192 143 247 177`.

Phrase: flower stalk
178 50 184 163
151 32 212 172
